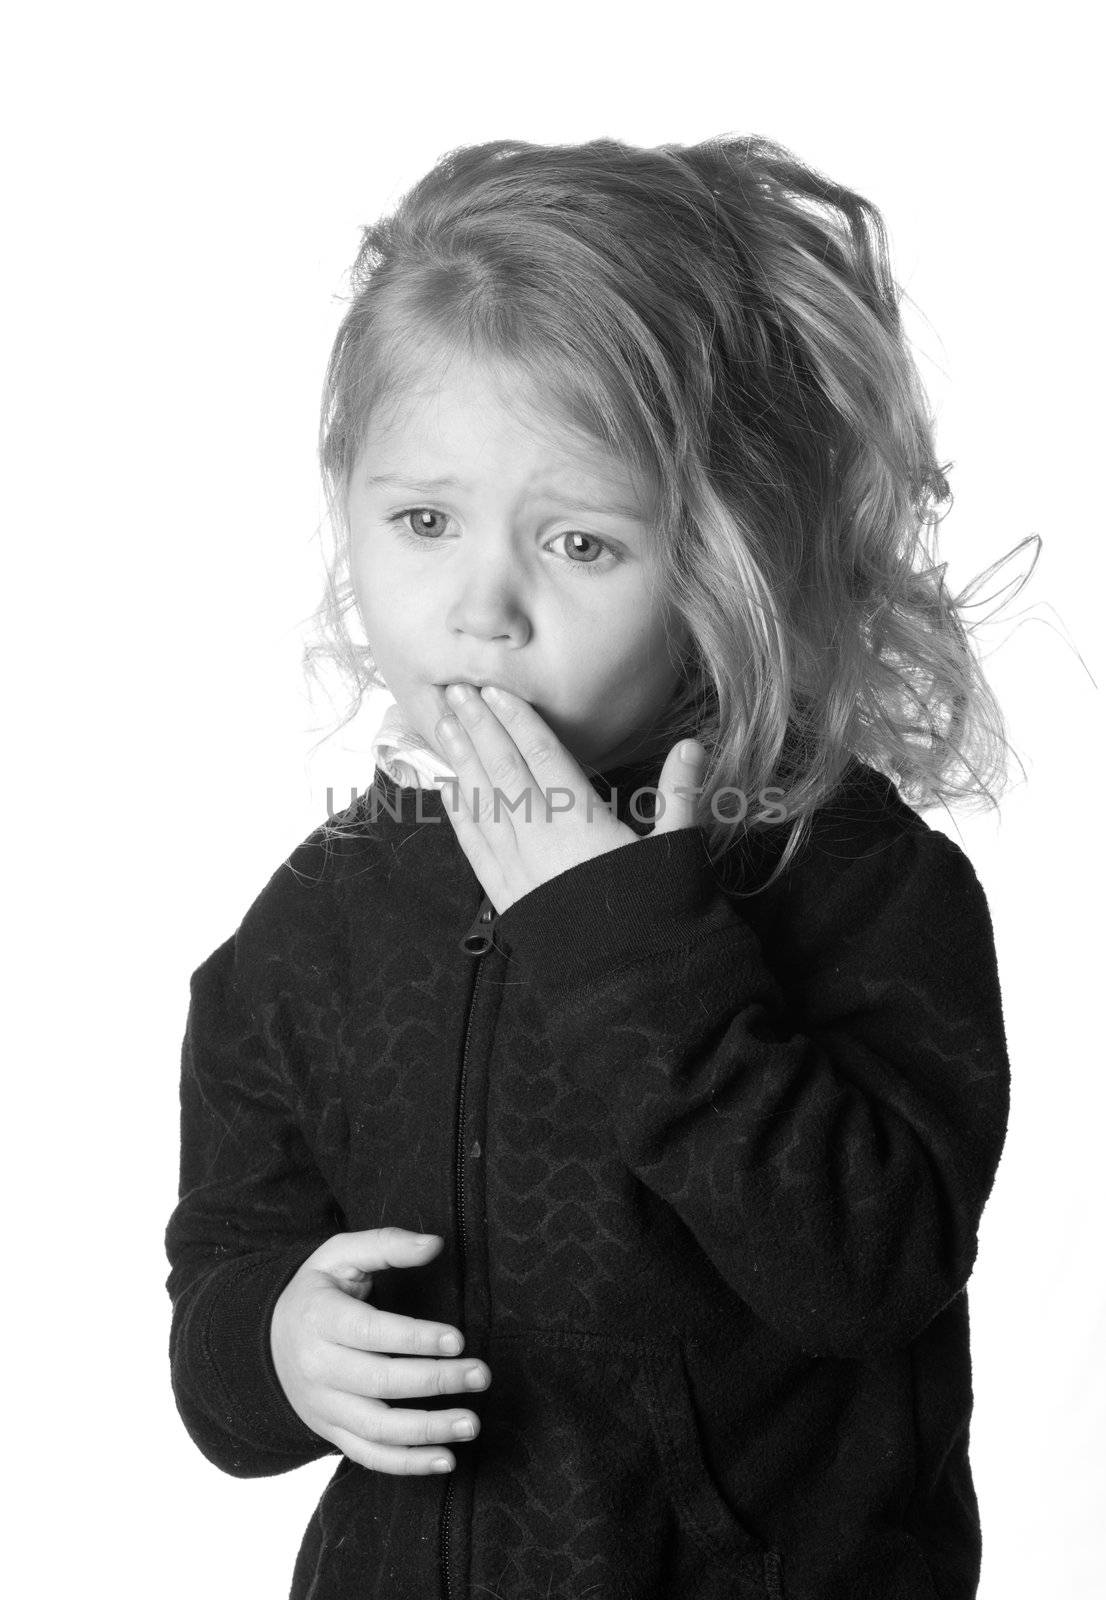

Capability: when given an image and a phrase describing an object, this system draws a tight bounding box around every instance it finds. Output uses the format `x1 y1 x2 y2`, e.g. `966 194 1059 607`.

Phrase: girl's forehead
363 356 654 503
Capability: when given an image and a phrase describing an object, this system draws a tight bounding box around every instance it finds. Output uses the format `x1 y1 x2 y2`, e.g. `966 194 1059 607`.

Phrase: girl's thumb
651 740 705 836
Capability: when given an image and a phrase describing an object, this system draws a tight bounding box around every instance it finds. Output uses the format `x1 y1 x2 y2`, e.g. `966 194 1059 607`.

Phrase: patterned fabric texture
165 745 1010 1599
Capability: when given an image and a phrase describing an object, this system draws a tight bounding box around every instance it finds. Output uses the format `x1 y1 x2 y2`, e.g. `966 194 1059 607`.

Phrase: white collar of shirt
370 697 458 793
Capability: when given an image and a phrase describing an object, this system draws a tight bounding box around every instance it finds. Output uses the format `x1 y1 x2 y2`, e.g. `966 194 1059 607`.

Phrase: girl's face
345 354 690 774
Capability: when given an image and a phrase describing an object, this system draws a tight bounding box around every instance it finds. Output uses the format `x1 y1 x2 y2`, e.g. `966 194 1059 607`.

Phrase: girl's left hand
435 683 704 915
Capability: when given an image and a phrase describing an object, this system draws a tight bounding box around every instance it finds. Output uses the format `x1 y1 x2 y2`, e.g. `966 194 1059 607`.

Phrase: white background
4 2 1103 1596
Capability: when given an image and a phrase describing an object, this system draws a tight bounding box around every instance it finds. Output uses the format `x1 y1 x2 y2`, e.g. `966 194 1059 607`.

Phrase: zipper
458 893 498 956
442 890 498 1600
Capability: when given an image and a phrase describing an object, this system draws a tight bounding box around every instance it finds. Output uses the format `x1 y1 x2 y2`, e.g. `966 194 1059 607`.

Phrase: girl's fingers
438 690 529 822
437 718 498 829
441 685 584 824
439 773 506 904
345 1349 489 1401
324 1393 480 1452
476 685 580 793
651 741 706 835
326 1422 458 1477
322 1294 465 1358
310 1225 444 1277
438 724 495 825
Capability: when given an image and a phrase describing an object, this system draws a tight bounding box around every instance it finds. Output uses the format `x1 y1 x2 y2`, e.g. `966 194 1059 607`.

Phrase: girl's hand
435 683 704 915
269 1228 490 1476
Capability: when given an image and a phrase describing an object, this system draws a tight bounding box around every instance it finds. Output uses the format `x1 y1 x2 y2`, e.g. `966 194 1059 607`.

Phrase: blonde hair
305 132 1033 889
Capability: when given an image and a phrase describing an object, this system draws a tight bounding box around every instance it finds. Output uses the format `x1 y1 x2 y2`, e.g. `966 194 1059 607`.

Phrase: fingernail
431 1457 453 1472
439 1332 462 1355
465 1367 488 1389
679 741 703 764
451 1419 475 1439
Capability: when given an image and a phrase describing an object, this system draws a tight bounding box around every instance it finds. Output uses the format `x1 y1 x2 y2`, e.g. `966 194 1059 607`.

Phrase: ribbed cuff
495 827 735 987
201 1241 335 1460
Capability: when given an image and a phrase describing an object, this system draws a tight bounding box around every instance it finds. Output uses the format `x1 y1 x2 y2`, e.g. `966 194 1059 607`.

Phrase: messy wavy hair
304 132 1032 887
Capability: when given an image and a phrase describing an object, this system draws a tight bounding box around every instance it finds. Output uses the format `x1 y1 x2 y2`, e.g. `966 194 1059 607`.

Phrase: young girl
165 133 1017 1600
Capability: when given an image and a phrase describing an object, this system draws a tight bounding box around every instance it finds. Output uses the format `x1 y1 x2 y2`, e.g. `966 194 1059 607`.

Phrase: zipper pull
460 893 498 956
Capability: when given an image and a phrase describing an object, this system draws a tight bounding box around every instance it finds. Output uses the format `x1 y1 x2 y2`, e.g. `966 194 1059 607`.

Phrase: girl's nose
444 561 532 648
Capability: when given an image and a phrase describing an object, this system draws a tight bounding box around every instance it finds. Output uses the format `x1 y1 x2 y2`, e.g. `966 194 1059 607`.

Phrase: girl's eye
549 530 617 572
392 508 449 541
388 510 620 574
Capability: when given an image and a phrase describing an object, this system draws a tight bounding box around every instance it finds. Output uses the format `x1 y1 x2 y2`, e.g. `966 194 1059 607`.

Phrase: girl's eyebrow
364 472 647 521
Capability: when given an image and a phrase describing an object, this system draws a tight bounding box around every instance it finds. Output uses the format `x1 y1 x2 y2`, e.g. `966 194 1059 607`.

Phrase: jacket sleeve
494 819 1011 1362
164 931 343 1477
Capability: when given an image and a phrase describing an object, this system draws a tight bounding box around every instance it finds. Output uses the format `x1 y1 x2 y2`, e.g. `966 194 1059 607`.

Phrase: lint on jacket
165 696 1010 1600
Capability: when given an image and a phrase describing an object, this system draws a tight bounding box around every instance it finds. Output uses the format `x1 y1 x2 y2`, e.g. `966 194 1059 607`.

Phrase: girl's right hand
269 1227 491 1475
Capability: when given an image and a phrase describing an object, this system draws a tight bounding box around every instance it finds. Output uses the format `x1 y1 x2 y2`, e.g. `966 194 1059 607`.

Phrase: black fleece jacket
164 754 1010 1600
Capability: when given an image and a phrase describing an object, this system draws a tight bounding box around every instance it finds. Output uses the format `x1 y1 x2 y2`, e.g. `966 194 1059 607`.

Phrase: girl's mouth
435 678 511 691
433 680 526 702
